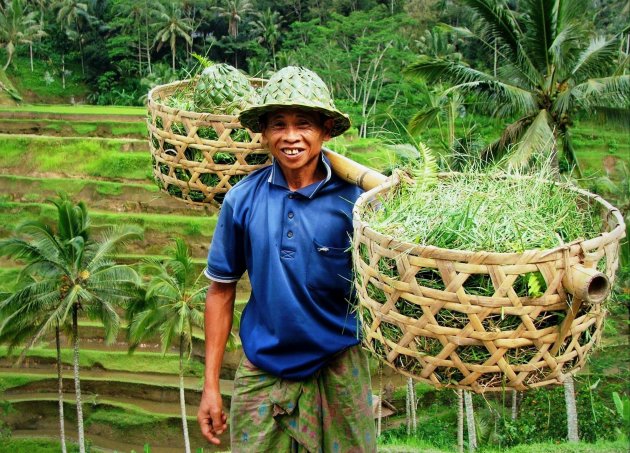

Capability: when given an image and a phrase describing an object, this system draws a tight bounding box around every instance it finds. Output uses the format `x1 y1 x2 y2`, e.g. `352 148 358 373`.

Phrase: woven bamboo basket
147 78 270 206
353 174 626 393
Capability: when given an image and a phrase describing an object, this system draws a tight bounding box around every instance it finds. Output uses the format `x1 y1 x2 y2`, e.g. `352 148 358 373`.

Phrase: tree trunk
30 44 34 72
405 374 411 436
457 390 464 453
179 336 192 453
511 390 518 420
376 365 383 437
407 378 417 433
464 391 477 452
145 5 152 74
56 324 67 453
564 375 579 442
72 305 86 453
61 54 66 90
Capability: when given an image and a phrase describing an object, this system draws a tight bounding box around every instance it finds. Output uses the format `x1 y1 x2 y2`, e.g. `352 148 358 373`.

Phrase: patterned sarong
229 345 377 452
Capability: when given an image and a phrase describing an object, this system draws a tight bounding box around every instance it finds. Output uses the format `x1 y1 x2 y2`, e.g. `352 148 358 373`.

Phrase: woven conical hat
238 66 351 137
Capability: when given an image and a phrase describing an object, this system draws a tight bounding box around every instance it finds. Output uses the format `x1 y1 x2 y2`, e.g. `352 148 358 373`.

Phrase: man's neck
280 155 326 191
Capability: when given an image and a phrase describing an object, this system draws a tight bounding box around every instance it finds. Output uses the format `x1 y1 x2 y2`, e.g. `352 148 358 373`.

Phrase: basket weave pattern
147 79 270 206
353 177 625 392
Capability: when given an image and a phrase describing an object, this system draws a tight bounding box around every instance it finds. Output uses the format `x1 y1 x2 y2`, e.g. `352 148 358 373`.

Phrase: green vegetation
0 202 216 240
0 135 151 180
0 373 48 391
0 103 144 116
85 407 163 429
0 346 204 376
0 439 81 453
366 167 602 253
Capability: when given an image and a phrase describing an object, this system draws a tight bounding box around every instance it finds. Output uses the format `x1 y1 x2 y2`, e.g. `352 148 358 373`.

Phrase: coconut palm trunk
564 375 579 442
464 391 477 452
457 389 464 453
56 323 67 453
511 390 518 420
72 305 86 453
179 335 192 453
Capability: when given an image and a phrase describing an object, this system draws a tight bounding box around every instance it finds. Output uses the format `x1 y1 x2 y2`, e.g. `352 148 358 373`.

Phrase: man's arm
197 280 237 445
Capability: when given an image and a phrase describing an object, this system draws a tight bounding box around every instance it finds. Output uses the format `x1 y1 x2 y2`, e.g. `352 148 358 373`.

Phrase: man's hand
198 388 228 445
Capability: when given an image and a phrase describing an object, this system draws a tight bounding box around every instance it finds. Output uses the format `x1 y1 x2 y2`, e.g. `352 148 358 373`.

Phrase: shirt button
287 231 293 238
288 212 294 219
288 194 295 199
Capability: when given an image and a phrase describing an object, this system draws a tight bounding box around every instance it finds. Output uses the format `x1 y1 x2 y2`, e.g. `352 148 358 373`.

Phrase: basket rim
353 172 626 263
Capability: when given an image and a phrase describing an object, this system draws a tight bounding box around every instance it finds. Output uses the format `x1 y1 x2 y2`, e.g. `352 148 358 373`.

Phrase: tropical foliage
0 195 141 452
405 0 629 173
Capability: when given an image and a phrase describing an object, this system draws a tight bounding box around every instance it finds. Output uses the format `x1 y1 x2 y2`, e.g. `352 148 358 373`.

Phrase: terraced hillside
0 106 244 452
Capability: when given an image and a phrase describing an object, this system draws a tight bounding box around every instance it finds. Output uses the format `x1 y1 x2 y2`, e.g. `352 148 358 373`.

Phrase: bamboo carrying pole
323 149 388 191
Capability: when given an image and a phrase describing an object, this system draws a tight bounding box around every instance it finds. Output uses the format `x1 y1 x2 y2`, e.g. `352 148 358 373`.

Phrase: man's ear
322 118 334 141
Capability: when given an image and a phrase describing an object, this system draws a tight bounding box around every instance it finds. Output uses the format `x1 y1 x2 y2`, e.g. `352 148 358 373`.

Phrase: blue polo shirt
205 152 363 380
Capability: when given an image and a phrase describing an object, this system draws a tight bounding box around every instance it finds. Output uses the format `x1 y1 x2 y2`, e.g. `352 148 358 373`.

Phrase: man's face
261 109 333 176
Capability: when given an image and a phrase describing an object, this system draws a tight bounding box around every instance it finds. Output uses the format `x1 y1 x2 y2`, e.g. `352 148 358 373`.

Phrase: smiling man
197 67 376 452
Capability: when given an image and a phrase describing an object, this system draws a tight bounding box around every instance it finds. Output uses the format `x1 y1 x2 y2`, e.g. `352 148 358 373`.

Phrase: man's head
259 107 334 174
238 66 351 138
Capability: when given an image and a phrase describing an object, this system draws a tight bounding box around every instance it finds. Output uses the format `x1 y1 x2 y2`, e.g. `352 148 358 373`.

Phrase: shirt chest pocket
306 239 352 295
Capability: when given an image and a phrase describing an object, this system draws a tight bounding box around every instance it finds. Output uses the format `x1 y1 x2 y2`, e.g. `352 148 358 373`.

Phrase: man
197 66 376 452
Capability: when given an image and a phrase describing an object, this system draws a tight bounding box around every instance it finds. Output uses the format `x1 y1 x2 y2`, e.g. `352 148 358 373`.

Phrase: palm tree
0 275 69 453
113 0 163 75
0 195 141 453
251 8 283 70
153 4 193 71
405 0 629 175
214 0 253 39
128 239 207 453
409 83 465 153
0 0 42 70
54 0 93 76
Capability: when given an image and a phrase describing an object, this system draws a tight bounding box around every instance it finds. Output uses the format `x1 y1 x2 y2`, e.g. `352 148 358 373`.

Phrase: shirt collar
268 150 333 199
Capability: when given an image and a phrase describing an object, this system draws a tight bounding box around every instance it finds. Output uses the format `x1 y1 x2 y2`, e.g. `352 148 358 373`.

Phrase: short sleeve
204 199 246 283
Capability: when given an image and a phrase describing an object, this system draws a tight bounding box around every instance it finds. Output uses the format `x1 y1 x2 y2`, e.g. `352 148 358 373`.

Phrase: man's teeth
282 149 301 155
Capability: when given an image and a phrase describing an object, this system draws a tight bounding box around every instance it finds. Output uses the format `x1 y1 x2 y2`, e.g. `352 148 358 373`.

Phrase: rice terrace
0 1 628 452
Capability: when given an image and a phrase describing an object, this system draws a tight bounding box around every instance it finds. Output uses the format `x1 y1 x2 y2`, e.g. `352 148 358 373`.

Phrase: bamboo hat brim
238 66 351 137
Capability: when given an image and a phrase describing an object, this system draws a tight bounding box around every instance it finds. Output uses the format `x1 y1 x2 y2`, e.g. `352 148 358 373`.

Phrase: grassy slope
0 104 145 116
5 56 88 103
0 346 204 376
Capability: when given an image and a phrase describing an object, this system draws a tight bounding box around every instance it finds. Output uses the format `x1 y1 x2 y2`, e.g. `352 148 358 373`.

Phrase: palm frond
444 80 537 116
522 0 555 71
572 75 630 112
571 36 621 81
86 225 143 269
461 0 520 57
589 106 630 129
560 129 582 177
506 109 556 171
555 0 590 32
405 57 494 86
408 106 442 135
548 23 584 75
483 115 534 163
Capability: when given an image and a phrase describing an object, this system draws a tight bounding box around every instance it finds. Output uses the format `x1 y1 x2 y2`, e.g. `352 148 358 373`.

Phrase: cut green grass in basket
362 146 603 254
